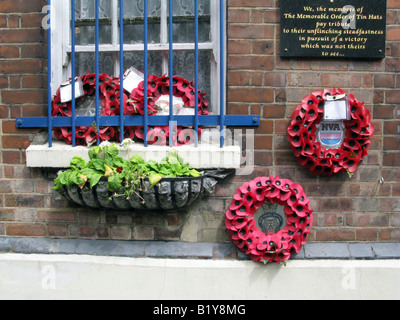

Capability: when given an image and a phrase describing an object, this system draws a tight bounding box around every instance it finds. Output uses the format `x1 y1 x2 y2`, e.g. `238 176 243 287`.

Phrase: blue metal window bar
16 0 260 148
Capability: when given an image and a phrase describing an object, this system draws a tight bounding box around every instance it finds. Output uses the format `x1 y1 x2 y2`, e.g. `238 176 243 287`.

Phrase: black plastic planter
57 171 229 210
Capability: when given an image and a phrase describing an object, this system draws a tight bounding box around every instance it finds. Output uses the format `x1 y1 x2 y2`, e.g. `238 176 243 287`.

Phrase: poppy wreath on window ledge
52 72 128 146
225 176 313 264
52 72 209 146
287 88 374 177
127 74 210 116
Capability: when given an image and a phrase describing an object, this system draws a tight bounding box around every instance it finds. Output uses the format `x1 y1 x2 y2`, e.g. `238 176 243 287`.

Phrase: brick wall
0 0 399 243
0 0 47 238
226 0 400 243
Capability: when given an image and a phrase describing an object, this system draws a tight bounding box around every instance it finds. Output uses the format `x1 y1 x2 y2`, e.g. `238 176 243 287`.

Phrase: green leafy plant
53 144 202 200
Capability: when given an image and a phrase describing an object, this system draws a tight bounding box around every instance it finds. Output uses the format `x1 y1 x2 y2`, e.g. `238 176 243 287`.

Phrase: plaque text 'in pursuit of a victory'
280 0 387 59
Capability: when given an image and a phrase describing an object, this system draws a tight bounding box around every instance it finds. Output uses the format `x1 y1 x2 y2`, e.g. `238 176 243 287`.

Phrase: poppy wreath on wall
52 72 209 146
225 176 313 264
287 88 375 177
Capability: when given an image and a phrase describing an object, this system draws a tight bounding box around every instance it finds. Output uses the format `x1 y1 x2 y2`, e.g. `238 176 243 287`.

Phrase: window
18 0 260 169
51 0 221 111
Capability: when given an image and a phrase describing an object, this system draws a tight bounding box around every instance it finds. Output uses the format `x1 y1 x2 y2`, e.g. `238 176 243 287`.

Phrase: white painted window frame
50 0 224 114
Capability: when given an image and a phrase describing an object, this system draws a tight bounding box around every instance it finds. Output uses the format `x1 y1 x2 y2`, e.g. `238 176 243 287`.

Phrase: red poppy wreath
52 72 129 146
128 73 210 116
52 72 209 146
287 88 374 176
225 176 313 264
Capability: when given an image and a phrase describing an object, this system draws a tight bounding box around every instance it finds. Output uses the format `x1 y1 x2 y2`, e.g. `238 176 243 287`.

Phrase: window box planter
57 174 220 210
53 142 229 210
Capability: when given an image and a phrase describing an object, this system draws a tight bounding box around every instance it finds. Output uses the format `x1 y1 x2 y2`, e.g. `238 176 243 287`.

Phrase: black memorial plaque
280 0 387 59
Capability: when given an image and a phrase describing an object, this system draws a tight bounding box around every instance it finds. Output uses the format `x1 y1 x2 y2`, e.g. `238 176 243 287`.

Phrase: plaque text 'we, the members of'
280 0 387 59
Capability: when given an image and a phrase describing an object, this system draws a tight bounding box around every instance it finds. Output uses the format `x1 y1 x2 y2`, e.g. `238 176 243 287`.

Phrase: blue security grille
16 0 260 148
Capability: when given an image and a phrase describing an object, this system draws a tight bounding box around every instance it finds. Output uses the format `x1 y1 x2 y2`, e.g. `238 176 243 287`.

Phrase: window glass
123 51 163 76
170 0 211 43
75 52 115 76
74 0 112 45
69 0 215 110
122 0 161 44
173 50 211 99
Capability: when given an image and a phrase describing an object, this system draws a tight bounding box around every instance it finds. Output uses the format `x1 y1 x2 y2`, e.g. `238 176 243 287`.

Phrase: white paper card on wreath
155 95 194 116
323 94 350 120
60 77 85 103
123 67 144 93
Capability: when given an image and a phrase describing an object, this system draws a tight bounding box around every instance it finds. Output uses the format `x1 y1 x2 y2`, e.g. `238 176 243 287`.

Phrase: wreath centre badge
317 121 345 150
254 202 286 234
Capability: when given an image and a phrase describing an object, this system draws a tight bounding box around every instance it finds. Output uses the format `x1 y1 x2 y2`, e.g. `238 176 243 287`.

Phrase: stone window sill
25 141 242 169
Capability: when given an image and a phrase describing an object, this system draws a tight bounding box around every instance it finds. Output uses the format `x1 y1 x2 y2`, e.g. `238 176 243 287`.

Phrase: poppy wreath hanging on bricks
287 88 374 177
52 72 209 146
225 176 313 264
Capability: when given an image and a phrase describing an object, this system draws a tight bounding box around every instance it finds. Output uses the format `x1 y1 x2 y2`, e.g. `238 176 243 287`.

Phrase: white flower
121 138 135 148
99 140 112 148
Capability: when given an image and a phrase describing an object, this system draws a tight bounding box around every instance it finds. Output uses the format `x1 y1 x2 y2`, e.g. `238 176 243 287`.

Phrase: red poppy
134 126 145 140
233 217 250 233
147 75 160 94
287 122 303 138
226 210 238 222
343 157 361 173
54 127 71 143
175 77 190 93
75 127 88 146
103 100 120 116
304 103 318 122
119 126 135 141
85 126 99 143
248 186 265 203
99 127 115 141
52 91 72 117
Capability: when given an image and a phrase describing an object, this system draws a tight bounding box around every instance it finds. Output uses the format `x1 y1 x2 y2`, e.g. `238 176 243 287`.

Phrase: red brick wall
0 2 44 238
0 0 399 243
226 0 400 242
